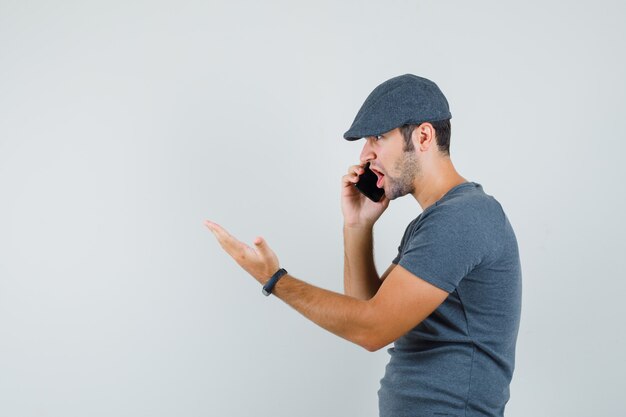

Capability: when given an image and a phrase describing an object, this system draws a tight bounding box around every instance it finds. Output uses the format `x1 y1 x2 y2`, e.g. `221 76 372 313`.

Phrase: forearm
272 273 379 351
343 225 382 300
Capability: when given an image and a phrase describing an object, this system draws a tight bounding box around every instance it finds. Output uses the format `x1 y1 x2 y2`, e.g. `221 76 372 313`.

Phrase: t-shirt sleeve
392 216 419 265
396 206 490 293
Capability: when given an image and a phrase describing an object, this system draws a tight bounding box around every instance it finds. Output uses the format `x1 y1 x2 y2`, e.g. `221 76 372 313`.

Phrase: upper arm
365 264 449 351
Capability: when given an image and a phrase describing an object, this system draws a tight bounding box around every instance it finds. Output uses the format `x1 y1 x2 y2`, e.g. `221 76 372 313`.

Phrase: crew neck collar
422 181 478 213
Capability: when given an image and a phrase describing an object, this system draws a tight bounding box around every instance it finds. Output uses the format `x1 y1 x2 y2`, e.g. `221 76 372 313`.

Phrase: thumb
254 236 270 255
254 236 279 269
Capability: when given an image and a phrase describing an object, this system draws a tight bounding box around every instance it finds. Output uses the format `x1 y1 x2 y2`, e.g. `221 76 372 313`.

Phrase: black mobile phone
355 162 385 202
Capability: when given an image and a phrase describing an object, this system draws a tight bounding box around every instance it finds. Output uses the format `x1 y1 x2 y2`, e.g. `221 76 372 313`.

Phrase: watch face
262 288 271 296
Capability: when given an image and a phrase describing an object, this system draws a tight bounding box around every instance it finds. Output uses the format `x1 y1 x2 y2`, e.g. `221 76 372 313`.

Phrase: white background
1 1 625 416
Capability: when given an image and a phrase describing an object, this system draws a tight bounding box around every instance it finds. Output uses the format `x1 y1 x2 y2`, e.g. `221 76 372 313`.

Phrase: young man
205 74 522 417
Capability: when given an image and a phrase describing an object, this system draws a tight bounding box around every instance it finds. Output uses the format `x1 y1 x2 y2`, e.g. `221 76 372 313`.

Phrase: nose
359 137 376 164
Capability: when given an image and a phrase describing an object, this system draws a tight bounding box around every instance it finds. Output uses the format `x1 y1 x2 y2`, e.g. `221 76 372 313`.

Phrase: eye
374 135 384 141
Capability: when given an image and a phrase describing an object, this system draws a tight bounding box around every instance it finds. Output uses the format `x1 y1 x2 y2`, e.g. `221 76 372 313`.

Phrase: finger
204 220 215 233
342 170 362 186
204 220 221 238
342 174 357 188
347 165 365 175
204 221 240 252
204 220 230 239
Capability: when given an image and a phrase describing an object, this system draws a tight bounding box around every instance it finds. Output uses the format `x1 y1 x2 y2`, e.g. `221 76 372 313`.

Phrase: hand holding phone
354 162 385 202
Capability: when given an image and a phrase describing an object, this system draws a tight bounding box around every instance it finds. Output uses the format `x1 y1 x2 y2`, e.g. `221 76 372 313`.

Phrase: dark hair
399 119 451 155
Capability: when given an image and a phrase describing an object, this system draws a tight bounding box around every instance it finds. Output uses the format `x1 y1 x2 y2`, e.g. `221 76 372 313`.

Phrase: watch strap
262 268 288 296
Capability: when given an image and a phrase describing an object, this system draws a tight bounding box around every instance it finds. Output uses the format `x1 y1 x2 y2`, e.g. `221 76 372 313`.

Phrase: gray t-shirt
379 182 522 417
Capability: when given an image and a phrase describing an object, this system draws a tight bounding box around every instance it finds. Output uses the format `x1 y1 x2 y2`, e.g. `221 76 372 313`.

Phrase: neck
411 157 467 210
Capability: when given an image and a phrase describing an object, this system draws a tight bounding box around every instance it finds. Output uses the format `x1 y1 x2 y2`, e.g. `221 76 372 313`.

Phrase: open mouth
370 166 385 188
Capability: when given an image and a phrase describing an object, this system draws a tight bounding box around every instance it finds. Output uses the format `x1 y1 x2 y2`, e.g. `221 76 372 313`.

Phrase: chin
384 190 400 201
385 184 412 201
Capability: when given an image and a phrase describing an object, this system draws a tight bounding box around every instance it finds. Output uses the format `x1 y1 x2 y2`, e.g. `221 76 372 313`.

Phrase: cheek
388 153 403 172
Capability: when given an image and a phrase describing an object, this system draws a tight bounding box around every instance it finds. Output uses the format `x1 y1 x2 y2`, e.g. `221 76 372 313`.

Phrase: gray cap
343 74 451 141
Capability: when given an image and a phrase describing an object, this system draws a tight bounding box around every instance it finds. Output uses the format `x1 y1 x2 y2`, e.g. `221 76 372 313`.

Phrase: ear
412 123 436 152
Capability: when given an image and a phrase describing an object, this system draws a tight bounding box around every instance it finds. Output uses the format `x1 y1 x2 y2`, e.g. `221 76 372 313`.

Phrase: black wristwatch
262 268 288 296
